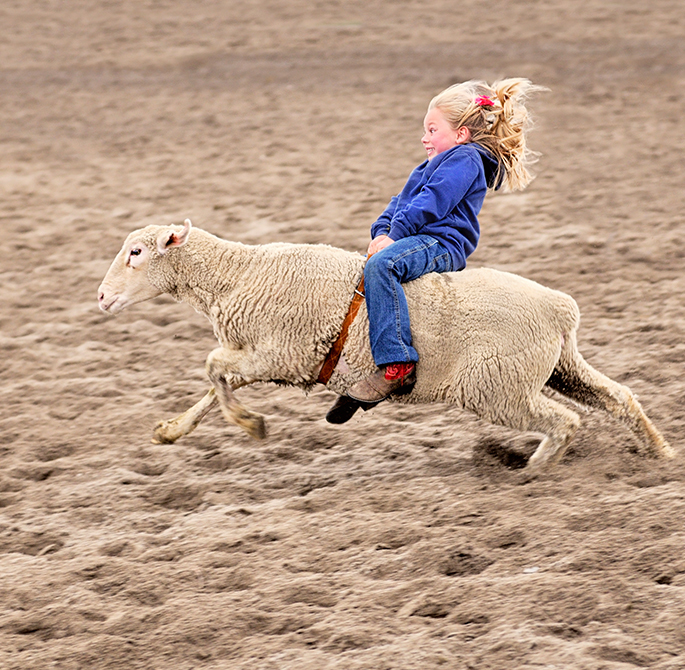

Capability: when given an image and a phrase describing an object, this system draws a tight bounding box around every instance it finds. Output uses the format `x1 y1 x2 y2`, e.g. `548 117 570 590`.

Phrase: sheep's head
98 219 192 314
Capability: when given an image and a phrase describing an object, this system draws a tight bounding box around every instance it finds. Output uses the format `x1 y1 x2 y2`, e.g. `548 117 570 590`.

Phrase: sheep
98 219 674 472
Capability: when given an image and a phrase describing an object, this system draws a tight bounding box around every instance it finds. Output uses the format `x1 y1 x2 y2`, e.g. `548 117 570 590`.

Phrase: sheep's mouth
99 296 119 313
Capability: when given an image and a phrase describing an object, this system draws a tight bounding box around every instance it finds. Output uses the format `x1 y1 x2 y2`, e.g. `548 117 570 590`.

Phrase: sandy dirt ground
1 1 685 668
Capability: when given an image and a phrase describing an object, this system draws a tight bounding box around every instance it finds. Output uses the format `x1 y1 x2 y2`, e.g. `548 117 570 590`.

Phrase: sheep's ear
157 219 192 255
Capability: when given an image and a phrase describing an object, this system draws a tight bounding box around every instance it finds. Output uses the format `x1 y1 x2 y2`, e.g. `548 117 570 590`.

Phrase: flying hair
428 78 546 192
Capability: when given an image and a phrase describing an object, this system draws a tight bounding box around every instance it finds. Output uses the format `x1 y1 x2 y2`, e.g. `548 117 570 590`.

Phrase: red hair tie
475 95 495 107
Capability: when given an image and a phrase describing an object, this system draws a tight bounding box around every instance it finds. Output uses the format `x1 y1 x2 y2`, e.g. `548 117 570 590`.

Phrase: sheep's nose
98 290 105 303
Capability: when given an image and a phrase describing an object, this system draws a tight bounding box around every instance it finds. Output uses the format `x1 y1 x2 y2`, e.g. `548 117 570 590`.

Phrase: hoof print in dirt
441 550 494 577
472 437 532 470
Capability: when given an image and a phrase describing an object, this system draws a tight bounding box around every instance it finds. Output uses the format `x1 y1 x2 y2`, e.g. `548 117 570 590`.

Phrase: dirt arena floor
1 2 684 668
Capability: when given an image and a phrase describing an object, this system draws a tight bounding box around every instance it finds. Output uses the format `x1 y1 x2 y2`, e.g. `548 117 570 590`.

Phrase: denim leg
364 235 453 366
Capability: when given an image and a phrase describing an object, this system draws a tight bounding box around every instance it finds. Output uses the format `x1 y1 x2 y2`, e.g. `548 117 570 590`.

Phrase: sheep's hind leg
206 348 267 440
153 387 218 444
520 395 582 473
546 335 674 459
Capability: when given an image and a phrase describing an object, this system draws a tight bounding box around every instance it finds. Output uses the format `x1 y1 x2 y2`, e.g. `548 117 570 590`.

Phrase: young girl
327 78 543 424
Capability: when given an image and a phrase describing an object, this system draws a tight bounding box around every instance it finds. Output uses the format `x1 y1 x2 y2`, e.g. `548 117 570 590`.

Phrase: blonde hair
428 78 545 192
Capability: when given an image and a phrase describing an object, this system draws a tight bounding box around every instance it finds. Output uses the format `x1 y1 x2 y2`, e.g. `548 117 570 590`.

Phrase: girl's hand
367 234 394 257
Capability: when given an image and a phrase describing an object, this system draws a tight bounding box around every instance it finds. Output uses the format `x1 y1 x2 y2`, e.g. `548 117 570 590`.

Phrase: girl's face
422 107 469 160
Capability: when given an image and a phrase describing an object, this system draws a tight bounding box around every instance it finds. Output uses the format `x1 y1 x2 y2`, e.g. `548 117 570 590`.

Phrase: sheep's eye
130 248 141 257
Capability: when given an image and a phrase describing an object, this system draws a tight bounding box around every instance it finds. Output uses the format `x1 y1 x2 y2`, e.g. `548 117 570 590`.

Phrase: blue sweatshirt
370 143 500 270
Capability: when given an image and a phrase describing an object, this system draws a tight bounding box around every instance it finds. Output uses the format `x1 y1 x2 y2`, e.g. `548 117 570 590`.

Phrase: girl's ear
455 126 471 144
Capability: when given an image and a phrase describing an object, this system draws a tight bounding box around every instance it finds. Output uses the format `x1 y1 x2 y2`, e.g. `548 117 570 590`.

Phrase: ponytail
428 78 546 192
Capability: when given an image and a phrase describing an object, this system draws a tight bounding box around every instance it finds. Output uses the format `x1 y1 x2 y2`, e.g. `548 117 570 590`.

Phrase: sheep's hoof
152 420 182 444
655 440 676 460
523 458 548 476
245 414 267 440
522 451 550 477
225 408 267 440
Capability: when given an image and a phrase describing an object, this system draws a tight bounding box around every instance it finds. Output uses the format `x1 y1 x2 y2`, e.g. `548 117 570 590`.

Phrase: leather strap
317 273 365 385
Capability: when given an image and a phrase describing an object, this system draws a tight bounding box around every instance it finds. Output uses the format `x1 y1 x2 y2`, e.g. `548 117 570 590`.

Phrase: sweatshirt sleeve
387 152 480 240
370 195 399 238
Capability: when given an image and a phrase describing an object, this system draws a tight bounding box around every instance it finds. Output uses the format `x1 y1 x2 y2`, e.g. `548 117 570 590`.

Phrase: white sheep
98 219 674 472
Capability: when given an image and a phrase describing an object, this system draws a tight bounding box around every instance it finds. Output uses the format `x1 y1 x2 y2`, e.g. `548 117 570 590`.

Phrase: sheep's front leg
206 347 267 440
153 387 218 444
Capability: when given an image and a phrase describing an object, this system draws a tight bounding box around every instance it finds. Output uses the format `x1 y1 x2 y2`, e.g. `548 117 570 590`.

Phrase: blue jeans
365 235 454 366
